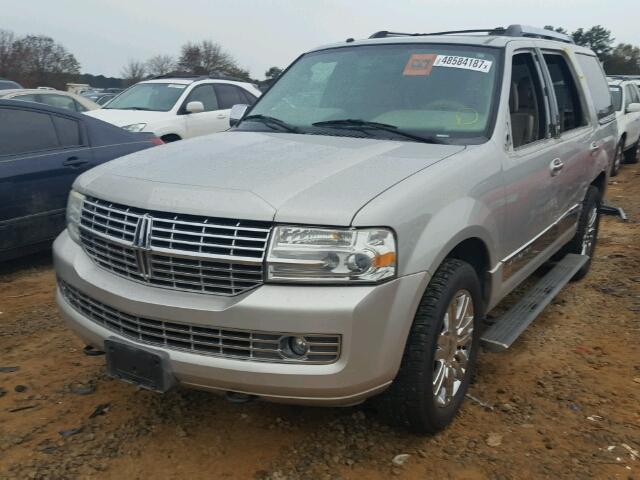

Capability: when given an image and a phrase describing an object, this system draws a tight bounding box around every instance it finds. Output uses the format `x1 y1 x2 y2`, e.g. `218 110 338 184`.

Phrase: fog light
287 337 309 357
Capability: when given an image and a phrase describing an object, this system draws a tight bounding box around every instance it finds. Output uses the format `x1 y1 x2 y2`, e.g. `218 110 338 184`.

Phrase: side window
542 53 586 133
214 84 246 109
609 86 622 112
13 94 39 103
240 89 258 105
185 84 219 111
0 108 59 156
74 100 87 112
624 84 639 107
52 116 82 147
575 54 614 121
509 52 548 148
40 94 77 111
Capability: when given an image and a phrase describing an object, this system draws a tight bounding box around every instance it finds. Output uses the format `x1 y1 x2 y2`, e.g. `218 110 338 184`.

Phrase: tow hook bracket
83 345 106 356
599 203 627 222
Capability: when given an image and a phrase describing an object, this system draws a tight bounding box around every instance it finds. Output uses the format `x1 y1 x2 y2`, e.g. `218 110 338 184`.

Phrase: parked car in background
0 78 22 90
0 99 163 261
55 26 615 433
95 93 116 106
85 75 262 142
0 89 99 112
608 77 640 175
82 91 116 106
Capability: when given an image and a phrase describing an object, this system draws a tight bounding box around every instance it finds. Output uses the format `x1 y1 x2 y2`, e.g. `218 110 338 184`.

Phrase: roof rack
150 72 249 82
368 24 574 44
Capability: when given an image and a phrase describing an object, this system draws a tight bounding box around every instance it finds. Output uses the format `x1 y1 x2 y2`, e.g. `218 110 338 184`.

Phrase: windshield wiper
312 119 445 144
242 114 299 133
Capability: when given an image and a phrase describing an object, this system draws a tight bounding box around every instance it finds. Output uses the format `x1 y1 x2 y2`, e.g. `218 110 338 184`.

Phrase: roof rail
499 25 574 44
149 72 250 83
368 24 573 44
369 29 503 39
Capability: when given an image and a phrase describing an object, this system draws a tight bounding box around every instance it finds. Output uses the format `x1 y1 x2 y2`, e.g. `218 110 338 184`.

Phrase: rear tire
377 258 482 433
625 140 640 164
565 186 601 281
611 141 623 176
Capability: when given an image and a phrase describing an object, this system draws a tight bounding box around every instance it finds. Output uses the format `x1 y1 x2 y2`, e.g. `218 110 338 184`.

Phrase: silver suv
54 25 616 432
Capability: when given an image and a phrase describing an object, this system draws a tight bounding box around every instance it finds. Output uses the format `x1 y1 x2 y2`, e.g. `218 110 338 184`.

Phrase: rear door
0 106 93 253
500 48 560 282
538 49 592 229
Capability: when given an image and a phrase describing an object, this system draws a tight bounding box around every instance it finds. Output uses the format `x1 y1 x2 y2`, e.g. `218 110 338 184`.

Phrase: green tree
265 66 283 79
604 43 640 75
572 26 614 59
0 29 83 89
177 40 239 76
543 25 569 35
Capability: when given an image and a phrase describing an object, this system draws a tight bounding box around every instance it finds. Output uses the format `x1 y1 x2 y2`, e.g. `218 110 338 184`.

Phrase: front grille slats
79 196 270 296
60 281 340 364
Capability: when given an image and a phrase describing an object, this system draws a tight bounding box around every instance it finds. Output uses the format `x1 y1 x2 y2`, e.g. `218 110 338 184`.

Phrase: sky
1 0 637 79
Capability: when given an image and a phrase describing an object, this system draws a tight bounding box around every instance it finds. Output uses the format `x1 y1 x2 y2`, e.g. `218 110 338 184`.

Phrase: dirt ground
1 164 639 480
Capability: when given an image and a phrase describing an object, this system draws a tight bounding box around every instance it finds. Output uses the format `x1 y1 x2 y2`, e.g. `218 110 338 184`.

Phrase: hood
75 131 464 226
83 108 170 128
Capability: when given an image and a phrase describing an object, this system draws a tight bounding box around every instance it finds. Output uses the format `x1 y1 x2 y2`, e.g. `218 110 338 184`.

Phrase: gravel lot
1 164 639 480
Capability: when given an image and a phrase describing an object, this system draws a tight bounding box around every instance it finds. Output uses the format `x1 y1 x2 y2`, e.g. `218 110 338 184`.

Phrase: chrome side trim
493 203 581 279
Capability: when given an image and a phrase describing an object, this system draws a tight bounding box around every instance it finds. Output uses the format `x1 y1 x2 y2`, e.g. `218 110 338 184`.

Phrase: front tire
565 186 601 281
377 258 482 433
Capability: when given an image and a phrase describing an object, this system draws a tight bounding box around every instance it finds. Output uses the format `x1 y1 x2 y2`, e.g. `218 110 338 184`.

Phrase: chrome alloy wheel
432 290 474 407
581 205 598 256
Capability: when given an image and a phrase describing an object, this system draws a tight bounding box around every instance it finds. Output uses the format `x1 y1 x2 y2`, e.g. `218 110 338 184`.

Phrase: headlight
122 123 147 132
66 190 85 243
266 226 396 283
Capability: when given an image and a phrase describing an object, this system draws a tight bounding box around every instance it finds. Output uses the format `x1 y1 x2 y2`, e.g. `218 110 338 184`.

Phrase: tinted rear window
576 54 614 121
53 115 82 147
0 108 59 155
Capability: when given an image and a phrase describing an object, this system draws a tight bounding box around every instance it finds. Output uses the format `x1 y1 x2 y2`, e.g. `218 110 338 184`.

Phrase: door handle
549 158 564 176
63 157 88 168
589 141 600 152
216 114 227 119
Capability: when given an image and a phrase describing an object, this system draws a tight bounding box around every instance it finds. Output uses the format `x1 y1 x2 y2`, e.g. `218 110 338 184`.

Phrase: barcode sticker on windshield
433 55 493 73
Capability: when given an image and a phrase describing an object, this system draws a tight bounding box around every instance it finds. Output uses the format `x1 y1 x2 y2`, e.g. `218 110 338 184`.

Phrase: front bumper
53 231 429 406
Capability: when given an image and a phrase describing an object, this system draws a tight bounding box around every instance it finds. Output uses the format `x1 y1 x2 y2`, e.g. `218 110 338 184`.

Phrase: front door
182 84 229 138
0 106 93 255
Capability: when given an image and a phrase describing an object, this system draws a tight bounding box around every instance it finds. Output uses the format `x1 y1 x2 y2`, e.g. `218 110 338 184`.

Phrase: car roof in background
0 98 87 117
0 88 80 96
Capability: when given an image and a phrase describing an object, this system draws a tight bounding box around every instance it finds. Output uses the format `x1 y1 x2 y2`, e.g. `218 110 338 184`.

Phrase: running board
481 253 589 352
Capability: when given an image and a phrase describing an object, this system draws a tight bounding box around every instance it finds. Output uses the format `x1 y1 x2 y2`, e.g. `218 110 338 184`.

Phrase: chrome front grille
59 281 341 364
79 196 271 296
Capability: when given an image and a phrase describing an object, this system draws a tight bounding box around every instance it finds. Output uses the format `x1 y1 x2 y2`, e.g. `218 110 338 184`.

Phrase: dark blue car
0 99 162 260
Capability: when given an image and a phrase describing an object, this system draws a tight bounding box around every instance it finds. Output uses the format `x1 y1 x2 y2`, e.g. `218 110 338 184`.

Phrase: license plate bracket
104 338 174 393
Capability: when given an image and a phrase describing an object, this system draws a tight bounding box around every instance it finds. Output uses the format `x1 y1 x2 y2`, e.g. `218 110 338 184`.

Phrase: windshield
104 82 187 111
239 44 502 143
609 86 622 111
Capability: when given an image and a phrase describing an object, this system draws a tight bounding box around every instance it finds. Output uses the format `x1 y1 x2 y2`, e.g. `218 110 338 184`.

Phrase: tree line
1 25 638 91
544 25 640 74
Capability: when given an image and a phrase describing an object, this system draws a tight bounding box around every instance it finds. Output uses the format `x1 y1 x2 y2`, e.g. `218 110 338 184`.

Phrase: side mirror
185 101 204 114
627 103 640 114
229 104 249 127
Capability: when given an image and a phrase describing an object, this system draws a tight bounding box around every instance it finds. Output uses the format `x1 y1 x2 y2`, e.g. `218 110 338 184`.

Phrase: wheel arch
442 236 492 311
160 133 182 143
